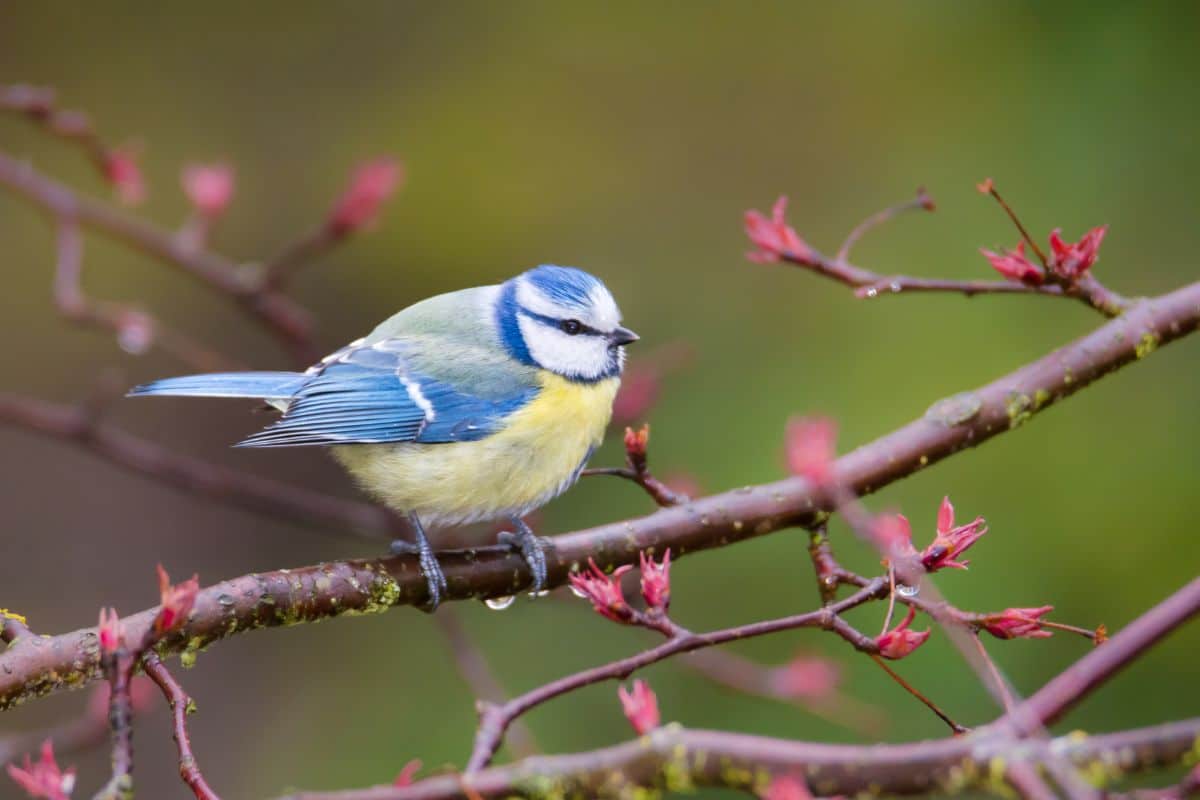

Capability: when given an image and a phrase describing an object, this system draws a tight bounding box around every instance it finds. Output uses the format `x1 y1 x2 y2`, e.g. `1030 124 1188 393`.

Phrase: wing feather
236 339 538 448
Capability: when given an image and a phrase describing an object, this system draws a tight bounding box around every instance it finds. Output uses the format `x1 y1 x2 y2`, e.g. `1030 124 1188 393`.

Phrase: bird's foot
390 536 448 611
497 518 552 593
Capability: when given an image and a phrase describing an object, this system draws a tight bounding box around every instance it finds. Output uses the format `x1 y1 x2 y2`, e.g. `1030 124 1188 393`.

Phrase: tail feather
128 371 306 399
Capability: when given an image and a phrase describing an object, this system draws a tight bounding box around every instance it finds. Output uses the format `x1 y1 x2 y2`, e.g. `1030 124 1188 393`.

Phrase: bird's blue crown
495 265 627 383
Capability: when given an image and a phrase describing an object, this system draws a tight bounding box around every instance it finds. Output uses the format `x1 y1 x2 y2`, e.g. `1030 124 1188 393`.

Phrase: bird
129 265 638 608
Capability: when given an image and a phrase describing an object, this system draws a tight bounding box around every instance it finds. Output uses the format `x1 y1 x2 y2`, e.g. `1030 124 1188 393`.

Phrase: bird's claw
389 536 448 611
497 527 551 593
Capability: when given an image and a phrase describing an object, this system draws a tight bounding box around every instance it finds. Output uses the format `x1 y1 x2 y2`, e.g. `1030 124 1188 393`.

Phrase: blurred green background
2 2 1198 797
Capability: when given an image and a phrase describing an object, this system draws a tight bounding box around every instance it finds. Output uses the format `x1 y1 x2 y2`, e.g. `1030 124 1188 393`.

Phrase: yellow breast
331 373 619 527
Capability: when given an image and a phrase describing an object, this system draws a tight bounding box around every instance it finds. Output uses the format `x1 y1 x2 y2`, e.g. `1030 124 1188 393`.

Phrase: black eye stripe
519 310 603 336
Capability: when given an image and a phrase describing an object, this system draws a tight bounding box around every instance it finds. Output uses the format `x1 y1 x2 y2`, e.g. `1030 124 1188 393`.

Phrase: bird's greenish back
361 286 540 401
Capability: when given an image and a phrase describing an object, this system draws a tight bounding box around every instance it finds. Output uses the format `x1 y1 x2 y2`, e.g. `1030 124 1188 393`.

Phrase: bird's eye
559 319 583 335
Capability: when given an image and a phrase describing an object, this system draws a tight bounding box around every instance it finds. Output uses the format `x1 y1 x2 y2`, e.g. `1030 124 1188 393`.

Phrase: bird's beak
608 326 639 346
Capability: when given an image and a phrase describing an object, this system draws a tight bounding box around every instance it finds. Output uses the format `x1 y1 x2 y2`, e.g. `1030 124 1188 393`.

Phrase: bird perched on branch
129 266 638 608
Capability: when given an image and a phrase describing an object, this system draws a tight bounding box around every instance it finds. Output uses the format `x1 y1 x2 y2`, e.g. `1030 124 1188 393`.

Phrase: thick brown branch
278 717 1200 799
0 150 318 365
3 280 1199 710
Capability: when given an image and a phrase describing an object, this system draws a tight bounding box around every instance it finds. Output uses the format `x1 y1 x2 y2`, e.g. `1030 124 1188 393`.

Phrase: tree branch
142 654 220 800
997 576 1200 737
3 279 1199 711
50 219 241 372
465 580 887 772
0 150 318 365
0 392 399 540
278 717 1200 799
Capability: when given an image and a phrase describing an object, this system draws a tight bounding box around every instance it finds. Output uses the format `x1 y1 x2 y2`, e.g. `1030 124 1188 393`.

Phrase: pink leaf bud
1048 225 1107 280
760 774 813 800
981 606 1054 640
6 740 76 800
981 241 1044 285
97 607 121 655
638 549 671 613
872 513 916 560
784 416 837 485
181 163 235 218
624 424 650 472
745 196 813 264
617 679 660 735
875 606 931 660
102 146 145 206
920 495 988 572
568 559 634 624
392 759 422 787
328 157 403 235
768 654 840 700
154 564 199 636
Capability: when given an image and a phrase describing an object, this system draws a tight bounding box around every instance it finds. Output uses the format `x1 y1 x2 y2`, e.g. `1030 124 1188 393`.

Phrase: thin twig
997 576 1200 737
0 84 116 179
971 633 1016 713
51 220 241 371
579 467 687 507
977 179 1050 267
763 187 1132 316
0 150 319 365
835 187 934 264
261 225 341 290
464 580 888 772
869 655 968 735
142 654 221 800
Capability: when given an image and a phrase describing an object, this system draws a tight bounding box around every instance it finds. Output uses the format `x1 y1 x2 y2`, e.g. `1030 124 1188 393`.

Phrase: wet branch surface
3 279 1199 712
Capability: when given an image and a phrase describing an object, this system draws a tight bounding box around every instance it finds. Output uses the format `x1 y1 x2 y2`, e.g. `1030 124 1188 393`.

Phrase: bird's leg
390 513 448 610
497 516 551 593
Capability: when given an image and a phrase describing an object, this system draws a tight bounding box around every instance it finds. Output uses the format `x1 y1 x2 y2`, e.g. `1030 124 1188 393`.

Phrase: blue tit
129 265 638 607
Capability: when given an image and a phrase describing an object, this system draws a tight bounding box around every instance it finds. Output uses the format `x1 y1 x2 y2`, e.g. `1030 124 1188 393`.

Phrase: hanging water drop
896 583 919 597
568 583 587 599
484 595 516 610
527 589 550 598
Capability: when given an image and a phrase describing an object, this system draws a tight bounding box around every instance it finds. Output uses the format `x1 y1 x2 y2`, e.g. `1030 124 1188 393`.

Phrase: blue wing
234 340 538 448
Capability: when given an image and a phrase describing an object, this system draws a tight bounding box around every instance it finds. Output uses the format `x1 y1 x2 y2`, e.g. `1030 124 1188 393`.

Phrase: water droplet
889 281 901 293
896 584 919 597
568 583 587 599
484 595 516 610
865 287 878 298
527 589 550 598
217 593 235 607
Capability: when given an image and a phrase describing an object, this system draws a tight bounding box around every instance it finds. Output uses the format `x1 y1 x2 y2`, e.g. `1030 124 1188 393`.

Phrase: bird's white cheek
518 317 611 380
